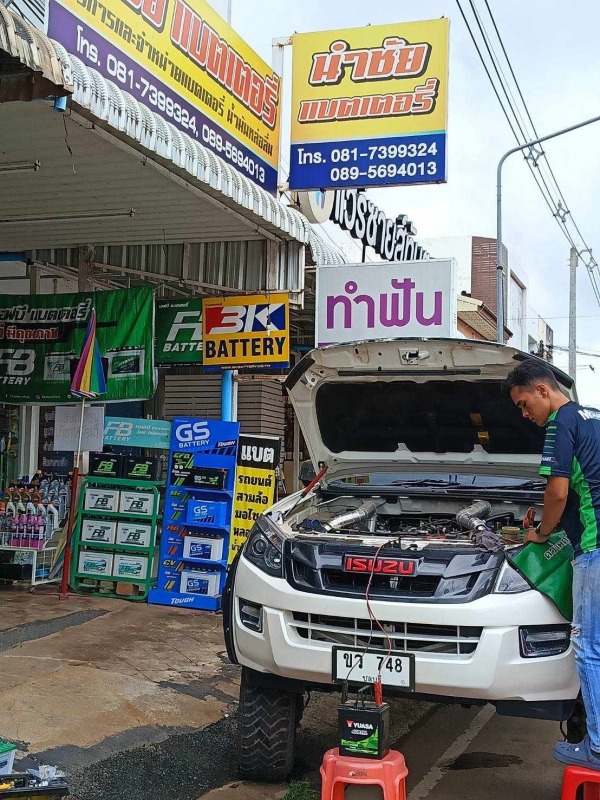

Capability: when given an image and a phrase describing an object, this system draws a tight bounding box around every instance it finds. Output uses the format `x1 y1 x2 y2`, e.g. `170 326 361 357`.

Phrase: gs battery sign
202 293 289 370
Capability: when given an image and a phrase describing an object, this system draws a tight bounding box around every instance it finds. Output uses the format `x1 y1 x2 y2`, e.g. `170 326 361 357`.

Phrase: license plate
332 646 415 691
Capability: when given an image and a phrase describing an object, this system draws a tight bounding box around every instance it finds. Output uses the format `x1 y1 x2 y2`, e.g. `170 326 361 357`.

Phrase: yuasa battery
338 700 390 759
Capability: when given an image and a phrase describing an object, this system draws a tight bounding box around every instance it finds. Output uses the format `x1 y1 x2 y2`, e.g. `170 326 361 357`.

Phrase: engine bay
288 492 539 549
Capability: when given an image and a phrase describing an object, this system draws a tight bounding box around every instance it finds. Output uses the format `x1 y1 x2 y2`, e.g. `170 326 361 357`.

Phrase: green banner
155 299 202 365
0 287 155 404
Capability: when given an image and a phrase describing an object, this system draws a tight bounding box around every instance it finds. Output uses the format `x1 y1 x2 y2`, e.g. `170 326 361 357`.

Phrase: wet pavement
0 586 570 800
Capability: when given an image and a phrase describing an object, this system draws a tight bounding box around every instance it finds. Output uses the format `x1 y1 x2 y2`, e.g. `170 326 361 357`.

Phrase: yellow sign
229 434 280 564
48 0 280 193
289 19 449 191
202 293 289 369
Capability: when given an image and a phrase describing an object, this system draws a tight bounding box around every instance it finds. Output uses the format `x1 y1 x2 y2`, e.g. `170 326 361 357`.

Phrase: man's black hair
503 359 560 393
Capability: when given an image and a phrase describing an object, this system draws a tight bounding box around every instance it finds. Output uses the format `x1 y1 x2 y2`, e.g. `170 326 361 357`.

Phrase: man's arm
524 476 570 543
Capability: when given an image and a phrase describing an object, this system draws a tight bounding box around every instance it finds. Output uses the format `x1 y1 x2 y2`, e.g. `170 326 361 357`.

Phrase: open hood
284 338 576 482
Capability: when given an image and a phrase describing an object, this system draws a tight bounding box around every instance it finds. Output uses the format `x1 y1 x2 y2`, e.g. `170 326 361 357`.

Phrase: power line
456 0 600 305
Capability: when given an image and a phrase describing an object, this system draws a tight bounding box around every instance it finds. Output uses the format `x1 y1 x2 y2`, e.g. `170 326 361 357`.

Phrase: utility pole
569 247 578 377
495 113 600 344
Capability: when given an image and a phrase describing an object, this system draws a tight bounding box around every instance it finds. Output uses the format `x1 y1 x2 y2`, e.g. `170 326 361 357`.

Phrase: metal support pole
569 247 578 377
496 113 600 344
225 0 232 24
221 369 234 421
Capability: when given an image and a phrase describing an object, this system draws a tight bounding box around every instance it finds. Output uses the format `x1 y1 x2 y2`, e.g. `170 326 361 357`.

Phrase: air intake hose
456 500 492 532
456 500 504 552
323 498 386 531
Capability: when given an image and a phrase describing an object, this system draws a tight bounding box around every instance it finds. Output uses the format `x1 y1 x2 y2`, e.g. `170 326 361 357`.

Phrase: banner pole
59 399 85 599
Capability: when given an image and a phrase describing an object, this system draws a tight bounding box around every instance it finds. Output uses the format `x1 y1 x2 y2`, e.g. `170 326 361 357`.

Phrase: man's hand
524 527 551 544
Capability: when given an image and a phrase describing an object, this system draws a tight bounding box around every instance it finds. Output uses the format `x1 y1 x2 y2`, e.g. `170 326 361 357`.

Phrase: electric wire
479 1 600 305
456 0 600 305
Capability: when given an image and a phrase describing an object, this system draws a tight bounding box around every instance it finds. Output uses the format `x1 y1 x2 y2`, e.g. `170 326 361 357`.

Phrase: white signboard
54 405 105 452
316 260 457 347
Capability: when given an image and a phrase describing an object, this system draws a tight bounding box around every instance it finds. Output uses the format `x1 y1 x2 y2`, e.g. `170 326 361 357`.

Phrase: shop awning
0 2 345 266
457 294 512 342
0 2 71 101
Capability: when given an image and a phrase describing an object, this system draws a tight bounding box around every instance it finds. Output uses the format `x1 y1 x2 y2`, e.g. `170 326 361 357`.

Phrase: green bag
506 531 574 621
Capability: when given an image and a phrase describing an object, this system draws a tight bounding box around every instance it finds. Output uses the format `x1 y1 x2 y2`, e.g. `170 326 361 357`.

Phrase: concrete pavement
0 585 573 800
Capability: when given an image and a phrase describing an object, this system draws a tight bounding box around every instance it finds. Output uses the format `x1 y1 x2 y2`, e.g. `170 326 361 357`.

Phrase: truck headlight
494 561 530 594
243 517 284 578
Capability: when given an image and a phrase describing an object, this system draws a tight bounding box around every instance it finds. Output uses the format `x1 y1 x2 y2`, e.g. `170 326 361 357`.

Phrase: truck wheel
237 668 299 781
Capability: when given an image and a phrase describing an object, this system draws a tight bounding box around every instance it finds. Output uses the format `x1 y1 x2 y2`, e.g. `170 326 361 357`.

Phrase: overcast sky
210 0 600 403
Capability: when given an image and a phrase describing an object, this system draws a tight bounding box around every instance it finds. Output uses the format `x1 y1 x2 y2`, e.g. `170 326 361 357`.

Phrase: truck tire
237 668 298 781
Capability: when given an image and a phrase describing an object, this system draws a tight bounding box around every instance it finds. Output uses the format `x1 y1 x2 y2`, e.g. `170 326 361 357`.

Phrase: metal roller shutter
237 380 284 438
163 373 222 420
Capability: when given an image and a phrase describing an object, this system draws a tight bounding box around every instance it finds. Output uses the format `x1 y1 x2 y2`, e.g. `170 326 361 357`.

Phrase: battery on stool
338 700 390 759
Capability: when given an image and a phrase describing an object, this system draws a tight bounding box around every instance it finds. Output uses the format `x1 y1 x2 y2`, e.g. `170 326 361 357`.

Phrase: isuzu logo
343 555 417 576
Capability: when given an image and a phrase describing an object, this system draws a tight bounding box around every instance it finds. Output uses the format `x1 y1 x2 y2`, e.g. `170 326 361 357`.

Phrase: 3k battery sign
202 293 289 370
155 299 202 365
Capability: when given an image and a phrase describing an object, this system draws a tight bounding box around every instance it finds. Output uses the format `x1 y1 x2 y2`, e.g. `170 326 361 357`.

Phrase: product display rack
149 418 240 611
70 476 161 601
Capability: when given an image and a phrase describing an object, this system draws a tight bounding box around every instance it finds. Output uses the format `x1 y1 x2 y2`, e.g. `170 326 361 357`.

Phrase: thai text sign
47 0 280 194
202 293 289 370
104 417 172 449
316 260 457 346
0 287 154 403
155 299 202 364
229 434 280 564
290 19 449 191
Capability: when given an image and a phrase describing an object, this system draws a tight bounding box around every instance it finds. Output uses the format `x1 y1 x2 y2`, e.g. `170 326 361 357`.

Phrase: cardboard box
119 490 154 516
81 519 117 545
113 553 148 580
180 569 220 596
116 521 152 548
116 581 138 596
183 535 224 562
84 488 119 513
78 551 114 577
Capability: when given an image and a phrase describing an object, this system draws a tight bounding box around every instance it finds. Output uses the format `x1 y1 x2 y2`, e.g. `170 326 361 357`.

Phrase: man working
505 358 600 769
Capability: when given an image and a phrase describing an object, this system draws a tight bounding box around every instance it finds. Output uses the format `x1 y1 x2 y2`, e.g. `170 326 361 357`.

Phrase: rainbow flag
70 309 107 399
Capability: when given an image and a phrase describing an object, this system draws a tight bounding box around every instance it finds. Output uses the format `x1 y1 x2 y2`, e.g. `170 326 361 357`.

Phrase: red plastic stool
320 748 408 800
561 766 600 800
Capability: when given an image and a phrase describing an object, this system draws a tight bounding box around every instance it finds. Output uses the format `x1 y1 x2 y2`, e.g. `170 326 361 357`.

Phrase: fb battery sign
155 299 202 365
202 293 289 370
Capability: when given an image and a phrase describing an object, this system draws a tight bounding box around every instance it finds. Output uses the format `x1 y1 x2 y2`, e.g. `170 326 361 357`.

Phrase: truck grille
285 539 503 603
291 612 482 659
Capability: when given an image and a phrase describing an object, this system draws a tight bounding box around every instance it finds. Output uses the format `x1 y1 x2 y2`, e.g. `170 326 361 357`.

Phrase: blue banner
103 417 171 450
290 132 446 191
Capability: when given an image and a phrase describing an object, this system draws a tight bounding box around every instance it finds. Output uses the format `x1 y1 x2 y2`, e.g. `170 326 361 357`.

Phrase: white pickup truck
223 338 580 781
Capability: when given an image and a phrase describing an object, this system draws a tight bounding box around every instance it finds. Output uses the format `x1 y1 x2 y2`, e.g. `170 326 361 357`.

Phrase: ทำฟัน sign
0 287 154 403
316 260 457 346
47 0 280 194
290 19 449 191
202 293 290 370
155 299 202 365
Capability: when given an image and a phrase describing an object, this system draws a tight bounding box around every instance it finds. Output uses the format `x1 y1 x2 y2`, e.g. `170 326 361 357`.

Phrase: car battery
123 456 161 482
89 453 122 479
338 700 390 759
